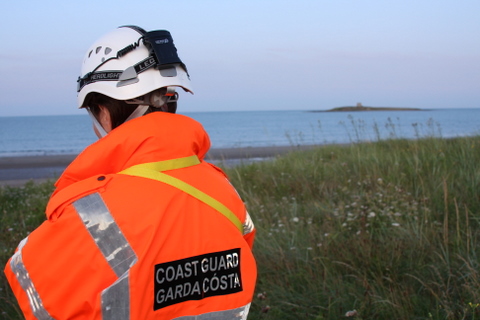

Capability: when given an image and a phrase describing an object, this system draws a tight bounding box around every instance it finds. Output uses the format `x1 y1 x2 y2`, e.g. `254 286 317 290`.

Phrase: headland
310 103 424 112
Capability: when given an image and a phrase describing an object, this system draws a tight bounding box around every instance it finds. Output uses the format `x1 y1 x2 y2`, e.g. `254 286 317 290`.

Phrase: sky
0 0 479 117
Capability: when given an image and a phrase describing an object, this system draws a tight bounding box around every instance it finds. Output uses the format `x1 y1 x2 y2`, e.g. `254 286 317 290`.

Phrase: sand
0 145 320 187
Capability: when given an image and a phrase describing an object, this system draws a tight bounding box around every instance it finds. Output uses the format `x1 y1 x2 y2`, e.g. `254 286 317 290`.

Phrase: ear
98 105 113 132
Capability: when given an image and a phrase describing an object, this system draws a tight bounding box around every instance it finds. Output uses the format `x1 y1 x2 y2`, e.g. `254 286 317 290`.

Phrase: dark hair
84 92 177 130
85 93 138 130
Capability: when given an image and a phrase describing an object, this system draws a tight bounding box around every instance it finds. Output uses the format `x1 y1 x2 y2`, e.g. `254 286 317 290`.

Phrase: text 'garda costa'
154 248 242 310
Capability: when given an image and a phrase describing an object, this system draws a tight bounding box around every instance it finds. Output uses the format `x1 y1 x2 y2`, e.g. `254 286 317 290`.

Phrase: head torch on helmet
77 27 190 94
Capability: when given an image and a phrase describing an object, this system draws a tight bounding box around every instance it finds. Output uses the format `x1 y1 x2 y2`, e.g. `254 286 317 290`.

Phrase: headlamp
143 30 184 68
77 29 189 93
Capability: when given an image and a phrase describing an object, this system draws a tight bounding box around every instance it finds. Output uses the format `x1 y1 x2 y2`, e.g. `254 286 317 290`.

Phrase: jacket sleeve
4 201 119 319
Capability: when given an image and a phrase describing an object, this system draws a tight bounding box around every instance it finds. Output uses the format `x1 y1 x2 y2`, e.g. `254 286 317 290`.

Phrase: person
4 25 257 319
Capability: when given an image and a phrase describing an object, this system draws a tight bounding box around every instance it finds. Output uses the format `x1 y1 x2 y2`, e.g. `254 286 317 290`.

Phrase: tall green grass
230 136 480 319
0 181 55 318
1 135 480 319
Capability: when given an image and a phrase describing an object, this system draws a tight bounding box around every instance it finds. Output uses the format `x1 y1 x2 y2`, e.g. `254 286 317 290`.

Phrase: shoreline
0 145 321 187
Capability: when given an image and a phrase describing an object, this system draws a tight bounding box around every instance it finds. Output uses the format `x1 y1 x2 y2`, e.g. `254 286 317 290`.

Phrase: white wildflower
345 309 358 317
257 292 267 300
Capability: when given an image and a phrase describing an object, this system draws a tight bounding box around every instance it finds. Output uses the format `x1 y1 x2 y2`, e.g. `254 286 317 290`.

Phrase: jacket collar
54 112 211 192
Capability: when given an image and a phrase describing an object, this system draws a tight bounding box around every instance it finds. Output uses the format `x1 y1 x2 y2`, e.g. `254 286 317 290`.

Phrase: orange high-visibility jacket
5 112 257 319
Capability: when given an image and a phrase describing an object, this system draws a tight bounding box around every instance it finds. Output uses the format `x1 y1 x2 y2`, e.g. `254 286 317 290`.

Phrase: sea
0 108 479 158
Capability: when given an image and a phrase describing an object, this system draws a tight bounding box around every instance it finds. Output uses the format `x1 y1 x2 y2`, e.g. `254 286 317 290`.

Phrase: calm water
0 109 479 157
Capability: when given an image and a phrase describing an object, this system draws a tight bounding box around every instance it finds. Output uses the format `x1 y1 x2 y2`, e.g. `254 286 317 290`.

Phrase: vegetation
0 181 55 318
1 134 480 319
234 136 480 319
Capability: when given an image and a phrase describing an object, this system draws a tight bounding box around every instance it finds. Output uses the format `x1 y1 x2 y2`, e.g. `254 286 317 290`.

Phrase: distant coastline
310 104 425 112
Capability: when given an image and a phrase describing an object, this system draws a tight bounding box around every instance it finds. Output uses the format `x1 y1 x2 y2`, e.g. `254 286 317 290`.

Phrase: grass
231 136 480 320
1 134 480 319
0 181 55 318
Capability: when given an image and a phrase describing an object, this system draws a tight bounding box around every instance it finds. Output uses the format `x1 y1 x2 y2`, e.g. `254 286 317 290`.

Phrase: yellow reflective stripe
124 155 200 172
118 156 243 234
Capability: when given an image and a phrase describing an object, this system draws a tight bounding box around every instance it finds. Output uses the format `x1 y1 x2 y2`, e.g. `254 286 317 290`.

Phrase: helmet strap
87 104 149 139
125 104 149 122
87 108 108 138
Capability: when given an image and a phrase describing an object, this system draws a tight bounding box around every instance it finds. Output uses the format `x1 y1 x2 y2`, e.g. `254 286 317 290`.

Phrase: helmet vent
105 47 112 55
88 50 93 58
96 46 102 54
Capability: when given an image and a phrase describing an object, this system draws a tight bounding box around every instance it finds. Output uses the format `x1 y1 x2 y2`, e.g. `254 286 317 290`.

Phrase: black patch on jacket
154 248 242 310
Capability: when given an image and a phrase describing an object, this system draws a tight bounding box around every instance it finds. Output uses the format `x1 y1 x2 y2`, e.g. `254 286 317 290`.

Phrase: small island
313 103 424 112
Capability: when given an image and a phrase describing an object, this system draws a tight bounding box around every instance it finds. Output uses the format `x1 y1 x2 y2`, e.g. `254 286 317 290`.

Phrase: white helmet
77 25 193 109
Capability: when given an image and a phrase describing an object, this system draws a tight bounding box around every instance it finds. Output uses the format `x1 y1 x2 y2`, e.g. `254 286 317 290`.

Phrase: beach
0 145 319 187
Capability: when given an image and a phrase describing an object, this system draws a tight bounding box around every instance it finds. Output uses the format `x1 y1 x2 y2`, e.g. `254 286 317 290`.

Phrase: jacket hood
54 112 211 191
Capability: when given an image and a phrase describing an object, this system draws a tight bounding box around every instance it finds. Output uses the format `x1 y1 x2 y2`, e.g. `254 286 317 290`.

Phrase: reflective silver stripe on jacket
174 303 251 319
73 193 137 277
73 192 137 320
9 237 55 320
101 270 131 320
243 211 255 236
